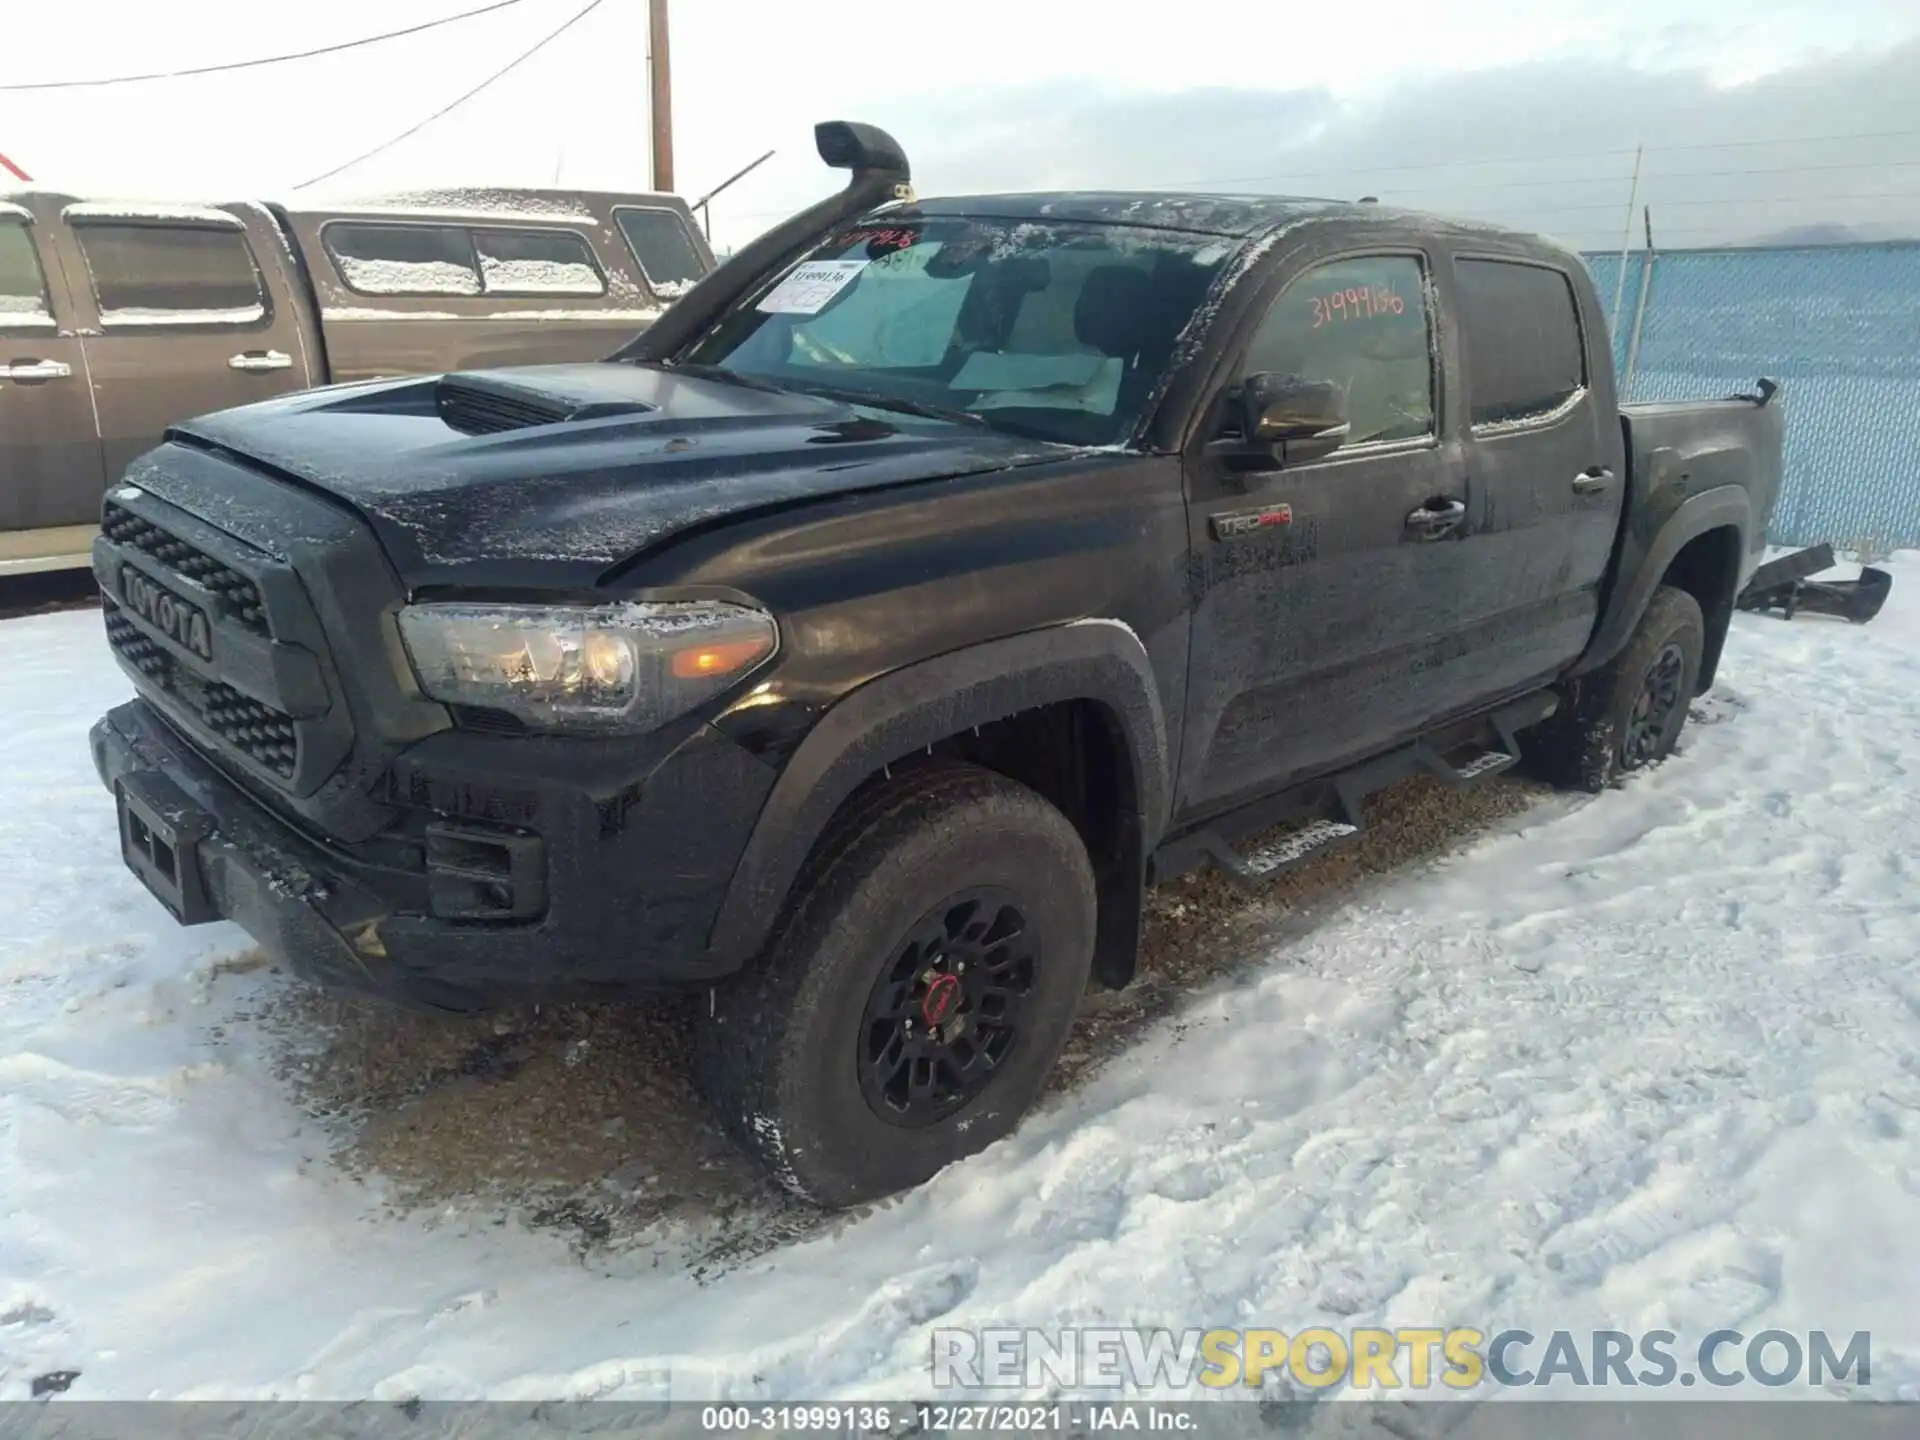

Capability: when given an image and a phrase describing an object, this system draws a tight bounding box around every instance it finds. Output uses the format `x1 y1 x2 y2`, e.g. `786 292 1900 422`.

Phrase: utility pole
648 0 673 192
1610 144 1643 338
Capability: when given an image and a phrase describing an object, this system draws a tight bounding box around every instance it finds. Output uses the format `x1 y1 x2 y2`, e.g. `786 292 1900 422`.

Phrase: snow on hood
146 363 1074 589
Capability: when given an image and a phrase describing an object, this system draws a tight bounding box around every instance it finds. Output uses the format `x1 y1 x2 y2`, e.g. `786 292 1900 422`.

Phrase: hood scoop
435 372 657 436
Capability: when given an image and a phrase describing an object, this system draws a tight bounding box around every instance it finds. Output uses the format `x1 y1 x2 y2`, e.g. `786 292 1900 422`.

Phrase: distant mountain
1741 221 1920 247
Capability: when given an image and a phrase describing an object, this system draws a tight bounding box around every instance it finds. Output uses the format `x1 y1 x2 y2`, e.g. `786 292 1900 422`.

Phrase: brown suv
1 186 712 575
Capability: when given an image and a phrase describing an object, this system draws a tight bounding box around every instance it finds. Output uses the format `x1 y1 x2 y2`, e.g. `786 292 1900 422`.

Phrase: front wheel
1529 585 1706 792
694 761 1097 1208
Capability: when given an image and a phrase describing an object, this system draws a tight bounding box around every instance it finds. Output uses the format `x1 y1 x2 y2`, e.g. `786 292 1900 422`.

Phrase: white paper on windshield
756 259 870 315
950 351 1109 391
958 352 1124 415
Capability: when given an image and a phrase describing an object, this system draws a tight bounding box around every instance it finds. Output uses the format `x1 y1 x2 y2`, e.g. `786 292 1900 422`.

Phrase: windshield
675 215 1234 445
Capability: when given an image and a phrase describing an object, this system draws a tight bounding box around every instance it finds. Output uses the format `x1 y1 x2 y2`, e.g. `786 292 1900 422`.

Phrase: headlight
396 600 778 733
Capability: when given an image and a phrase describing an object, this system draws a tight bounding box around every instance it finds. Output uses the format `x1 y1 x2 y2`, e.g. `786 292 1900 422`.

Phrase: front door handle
0 358 74 382
1572 467 1615 494
228 350 293 373
1406 498 1467 539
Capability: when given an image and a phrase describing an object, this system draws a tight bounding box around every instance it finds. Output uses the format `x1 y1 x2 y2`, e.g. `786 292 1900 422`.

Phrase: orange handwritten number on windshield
1309 283 1404 327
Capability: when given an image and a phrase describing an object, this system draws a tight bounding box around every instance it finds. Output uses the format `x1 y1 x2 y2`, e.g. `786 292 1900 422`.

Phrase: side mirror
1209 372 1350 472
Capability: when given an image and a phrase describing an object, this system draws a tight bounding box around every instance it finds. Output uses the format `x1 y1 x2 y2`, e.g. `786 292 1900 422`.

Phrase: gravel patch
255 770 1554 1271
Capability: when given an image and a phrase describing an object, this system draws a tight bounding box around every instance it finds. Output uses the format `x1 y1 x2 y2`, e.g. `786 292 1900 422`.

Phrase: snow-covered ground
3 559 1917 1402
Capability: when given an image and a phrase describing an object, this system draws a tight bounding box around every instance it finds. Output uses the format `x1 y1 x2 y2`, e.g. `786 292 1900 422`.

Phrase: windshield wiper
644 362 988 430
785 381 989 429
646 360 791 396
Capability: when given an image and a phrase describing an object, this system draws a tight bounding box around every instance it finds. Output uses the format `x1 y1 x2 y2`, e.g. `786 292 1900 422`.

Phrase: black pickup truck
88 122 1783 1206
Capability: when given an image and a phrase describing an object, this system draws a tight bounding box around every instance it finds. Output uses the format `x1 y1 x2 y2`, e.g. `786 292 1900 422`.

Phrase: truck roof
321 187 691 223
905 190 1567 252
1 187 694 227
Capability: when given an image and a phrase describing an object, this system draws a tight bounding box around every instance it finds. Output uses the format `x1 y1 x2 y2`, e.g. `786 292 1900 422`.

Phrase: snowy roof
908 191 1567 252
0 200 31 223
62 201 244 229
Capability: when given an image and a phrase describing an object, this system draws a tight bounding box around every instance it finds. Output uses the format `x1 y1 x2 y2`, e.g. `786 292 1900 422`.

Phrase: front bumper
91 698 777 1012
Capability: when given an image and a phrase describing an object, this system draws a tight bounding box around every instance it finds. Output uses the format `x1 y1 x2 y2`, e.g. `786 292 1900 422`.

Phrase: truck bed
1621 389 1785 565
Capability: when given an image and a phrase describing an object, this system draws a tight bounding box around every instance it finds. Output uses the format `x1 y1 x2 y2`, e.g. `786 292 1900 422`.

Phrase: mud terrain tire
1531 585 1706 792
694 761 1097 1208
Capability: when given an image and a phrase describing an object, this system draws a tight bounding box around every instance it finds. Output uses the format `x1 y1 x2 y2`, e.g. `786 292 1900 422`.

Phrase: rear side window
0 222 52 325
326 224 482 297
1456 258 1586 426
75 223 265 323
615 207 704 291
472 228 605 296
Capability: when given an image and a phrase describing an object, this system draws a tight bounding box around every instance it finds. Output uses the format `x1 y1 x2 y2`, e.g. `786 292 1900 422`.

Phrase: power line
0 0 535 92
1156 128 1920 191
293 0 605 191
1379 156 1920 199
1472 190 1920 219
719 131 1920 233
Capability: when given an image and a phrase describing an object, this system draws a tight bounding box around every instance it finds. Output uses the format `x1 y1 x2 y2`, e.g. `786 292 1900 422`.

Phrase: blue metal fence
1581 243 1920 550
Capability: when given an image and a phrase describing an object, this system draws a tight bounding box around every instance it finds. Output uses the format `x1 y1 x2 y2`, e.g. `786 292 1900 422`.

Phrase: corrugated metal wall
1582 243 1920 550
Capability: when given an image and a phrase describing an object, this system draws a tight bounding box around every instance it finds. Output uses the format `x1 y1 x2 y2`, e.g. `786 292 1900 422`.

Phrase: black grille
105 600 299 778
436 380 572 436
102 503 267 635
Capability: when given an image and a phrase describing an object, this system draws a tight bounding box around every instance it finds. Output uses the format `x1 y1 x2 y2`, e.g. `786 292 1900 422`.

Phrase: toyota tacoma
89 122 1784 1206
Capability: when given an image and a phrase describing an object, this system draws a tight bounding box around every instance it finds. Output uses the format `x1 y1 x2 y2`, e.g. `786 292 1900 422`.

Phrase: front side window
326 224 483 297
75 223 265 323
1240 254 1435 447
676 215 1231 446
1456 257 1586 427
0 222 52 325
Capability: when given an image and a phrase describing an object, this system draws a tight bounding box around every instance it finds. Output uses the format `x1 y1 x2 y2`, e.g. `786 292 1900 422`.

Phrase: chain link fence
1583 243 1920 553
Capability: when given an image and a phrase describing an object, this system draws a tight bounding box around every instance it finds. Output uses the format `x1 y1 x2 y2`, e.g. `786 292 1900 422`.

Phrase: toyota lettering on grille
120 565 214 661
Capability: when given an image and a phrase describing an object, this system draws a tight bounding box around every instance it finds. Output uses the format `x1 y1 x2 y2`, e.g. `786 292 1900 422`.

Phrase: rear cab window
70 216 268 326
1454 257 1587 427
614 206 705 296
0 218 54 328
1240 253 1436 447
325 222 606 298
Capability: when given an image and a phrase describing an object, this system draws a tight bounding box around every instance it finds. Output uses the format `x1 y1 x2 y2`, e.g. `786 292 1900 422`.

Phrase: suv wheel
1531 584 1706 792
694 761 1097 1208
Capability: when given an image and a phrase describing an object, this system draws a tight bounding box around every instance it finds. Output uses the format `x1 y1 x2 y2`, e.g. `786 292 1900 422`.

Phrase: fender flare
1572 484 1753 677
706 619 1171 966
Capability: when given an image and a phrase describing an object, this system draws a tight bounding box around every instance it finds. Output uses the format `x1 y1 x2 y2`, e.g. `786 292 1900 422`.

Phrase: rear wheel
1528 579 1712 794
1530 585 1705 792
694 761 1097 1208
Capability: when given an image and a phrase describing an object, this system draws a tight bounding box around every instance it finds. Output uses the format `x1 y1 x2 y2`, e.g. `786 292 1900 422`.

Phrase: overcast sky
4 0 1919 252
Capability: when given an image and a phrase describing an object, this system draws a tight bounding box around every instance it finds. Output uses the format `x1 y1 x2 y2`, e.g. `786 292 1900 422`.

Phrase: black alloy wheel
1623 641 1687 770
858 887 1037 1126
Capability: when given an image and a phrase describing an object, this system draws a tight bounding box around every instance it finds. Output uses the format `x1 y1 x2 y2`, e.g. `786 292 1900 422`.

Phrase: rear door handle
0 358 73 382
1572 467 1615 494
228 350 293 373
1406 498 1467 539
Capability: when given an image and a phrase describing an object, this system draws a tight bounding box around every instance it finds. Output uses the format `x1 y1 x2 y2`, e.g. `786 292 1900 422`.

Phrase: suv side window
1455 258 1585 426
326 223 483 297
1241 254 1434 447
472 228 605 297
0 221 53 327
74 222 266 323
614 206 705 291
